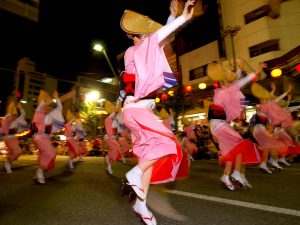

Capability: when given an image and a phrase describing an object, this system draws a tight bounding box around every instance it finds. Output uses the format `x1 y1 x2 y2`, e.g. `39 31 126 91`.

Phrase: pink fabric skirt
212 123 260 164
4 136 22 162
253 125 279 150
176 152 190 179
105 136 121 162
66 138 79 158
123 107 184 184
33 134 56 170
274 128 295 147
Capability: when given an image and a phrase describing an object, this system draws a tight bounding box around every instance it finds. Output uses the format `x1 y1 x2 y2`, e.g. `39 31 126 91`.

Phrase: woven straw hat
207 63 237 82
181 117 192 126
7 100 17 116
37 90 51 105
251 83 274 99
120 10 162 35
278 100 289 108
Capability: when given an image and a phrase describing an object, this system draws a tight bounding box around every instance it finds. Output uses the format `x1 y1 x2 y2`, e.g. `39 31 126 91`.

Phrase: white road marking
165 189 300 217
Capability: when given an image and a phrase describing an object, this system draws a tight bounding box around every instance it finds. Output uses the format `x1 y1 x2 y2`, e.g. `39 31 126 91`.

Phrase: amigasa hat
251 82 274 99
207 63 237 82
120 10 162 35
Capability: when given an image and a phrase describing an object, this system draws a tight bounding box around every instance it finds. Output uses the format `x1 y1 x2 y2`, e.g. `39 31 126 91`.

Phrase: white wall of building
220 0 300 71
179 41 220 86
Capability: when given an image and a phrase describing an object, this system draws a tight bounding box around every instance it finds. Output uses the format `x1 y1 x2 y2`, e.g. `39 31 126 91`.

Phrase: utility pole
223 25 241 71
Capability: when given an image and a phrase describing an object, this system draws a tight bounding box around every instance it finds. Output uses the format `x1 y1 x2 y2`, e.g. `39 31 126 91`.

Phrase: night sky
1 0 219 77
0 0 219 113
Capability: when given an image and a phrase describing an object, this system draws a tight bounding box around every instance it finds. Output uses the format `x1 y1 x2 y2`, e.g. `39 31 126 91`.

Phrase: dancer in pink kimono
104 111 121 174
64 110 80 169
2 101 23 174
73 111 86 161
114 110 131 163
32 90 57 184
48 90 65 134
252 83 293 171
207 62 261 190
268 85 300 165
120 1 198 224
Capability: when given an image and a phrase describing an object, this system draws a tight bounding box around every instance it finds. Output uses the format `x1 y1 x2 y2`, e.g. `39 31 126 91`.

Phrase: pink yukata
104 112 122 162
64 119 79 158
210 73 261 165
32 101 56 170
2 115 22 162
73 120 87 156
257 93 298 155
259 92 293 128
122 15 187 184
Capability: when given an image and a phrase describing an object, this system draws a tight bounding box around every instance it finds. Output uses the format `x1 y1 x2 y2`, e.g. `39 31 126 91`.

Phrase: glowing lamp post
85 91 100 102
93 43 117 79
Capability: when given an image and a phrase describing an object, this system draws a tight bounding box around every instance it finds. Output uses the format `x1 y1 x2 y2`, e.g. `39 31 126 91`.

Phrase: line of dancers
1 89 87 184
1 1 299 225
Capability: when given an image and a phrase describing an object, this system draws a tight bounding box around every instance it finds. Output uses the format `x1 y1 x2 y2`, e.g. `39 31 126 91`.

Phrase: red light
252 76 258 81
296 64 300 73
185 85 192 93
16 91 21 98
213 81 219 88
161 93 168 101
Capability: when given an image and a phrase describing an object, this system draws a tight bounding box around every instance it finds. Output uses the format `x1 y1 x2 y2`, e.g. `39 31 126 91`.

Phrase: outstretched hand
236 57 243 70
271 82 276 93
287 84 293 93
170 0 178 17
183 0 196 21
53 90 59 99
287 93 292 102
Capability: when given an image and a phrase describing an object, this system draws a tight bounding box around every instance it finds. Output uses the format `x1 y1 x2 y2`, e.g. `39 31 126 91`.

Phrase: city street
0 155 300 225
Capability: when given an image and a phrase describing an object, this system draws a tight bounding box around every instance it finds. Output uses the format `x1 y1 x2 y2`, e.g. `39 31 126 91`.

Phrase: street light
223 25 241 71
93 43 118 79
85 90 100 102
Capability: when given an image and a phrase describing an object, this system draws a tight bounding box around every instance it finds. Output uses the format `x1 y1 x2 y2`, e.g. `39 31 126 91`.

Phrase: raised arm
286 105 300 112
236 62 266 88
166 0 178 24
157 0 196 43
236 72 256 88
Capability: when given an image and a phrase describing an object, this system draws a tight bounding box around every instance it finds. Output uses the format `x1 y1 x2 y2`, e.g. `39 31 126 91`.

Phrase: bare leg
234 153 242 172
262 148 270 163
224 161 233 176
141 166 153 197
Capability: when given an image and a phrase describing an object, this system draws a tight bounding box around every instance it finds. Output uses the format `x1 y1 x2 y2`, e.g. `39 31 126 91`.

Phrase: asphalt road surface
0 155 299 225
